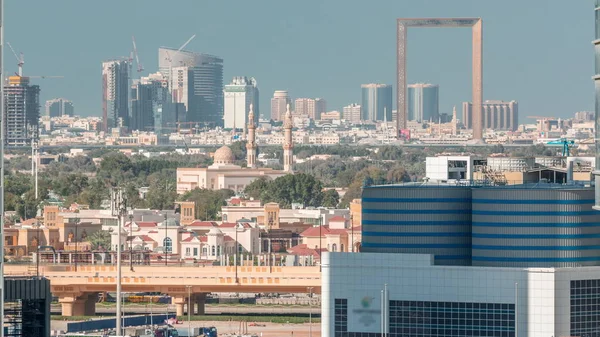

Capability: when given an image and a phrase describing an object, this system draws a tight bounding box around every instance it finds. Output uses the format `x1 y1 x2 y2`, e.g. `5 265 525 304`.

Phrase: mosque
176 104 293 194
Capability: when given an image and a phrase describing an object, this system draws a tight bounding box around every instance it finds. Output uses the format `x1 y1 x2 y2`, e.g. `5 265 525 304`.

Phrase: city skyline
4 1 593 121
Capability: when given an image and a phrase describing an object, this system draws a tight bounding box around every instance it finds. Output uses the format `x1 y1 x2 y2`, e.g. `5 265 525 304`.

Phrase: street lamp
164 213 168 266
307 287 313 337
187 285 192 337
129 213 134 272
36 221 41 278
74 216 79 272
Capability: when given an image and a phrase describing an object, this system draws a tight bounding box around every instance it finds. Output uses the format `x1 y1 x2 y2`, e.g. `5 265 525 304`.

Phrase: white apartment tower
343 103 361 123
283 104 294 173
223 77 259 130
294 98 326 120
270 90 291 121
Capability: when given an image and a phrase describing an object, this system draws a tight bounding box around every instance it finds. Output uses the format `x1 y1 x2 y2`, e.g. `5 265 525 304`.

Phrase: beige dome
214 146 234 164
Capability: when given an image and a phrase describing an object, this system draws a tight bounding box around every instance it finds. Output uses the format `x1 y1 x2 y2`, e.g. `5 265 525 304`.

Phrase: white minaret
283 103 294 173
246 104 257 168
452 106 458 135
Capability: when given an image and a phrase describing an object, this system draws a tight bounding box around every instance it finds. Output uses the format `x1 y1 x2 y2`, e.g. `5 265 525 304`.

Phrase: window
163 237 172 253
193 248 198 256
334 299 347 337
211 246 215 256
571 279 600 337
185 247 191 256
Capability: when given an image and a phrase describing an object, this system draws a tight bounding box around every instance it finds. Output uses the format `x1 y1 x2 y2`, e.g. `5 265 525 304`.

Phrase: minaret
283 104 294 173
452 106 458 135
246 104 257 168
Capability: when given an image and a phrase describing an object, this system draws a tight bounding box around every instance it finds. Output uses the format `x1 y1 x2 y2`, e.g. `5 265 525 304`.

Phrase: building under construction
4 76 40 147
3 277 51 337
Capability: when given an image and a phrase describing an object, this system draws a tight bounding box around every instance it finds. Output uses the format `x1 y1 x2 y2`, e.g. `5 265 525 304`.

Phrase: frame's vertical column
472 19 483 141
396 20 407 137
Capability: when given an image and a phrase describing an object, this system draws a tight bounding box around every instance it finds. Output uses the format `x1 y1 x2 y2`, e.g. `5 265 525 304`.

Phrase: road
50 304 321 316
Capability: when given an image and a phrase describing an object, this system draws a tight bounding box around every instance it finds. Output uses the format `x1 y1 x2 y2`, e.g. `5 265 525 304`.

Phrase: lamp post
111 187 127 337
129 213 134 272
187 285 192 337
235 223 239 283
164 213 168 266
350 214 354 253
74 216 79 272
36 221 41 278
307 287 313 337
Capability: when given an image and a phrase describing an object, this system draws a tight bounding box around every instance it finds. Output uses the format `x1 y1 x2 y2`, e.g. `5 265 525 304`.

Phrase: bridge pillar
195 293 206 315
172 296 186 317
59 296 85 317
83 293 97 316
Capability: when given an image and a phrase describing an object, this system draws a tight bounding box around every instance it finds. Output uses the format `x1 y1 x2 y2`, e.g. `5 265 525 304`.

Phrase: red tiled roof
328 216 346 222
300 225 347 237
224 235 235 242
287 244 328 258
229 198 242 205
351 225 362 232
188 221 218 227
148 230 158 234
182 236 197 242
139 235 155 242
219 222 252 228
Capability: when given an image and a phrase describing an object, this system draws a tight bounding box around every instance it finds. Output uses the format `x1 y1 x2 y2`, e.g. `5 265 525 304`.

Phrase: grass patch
51 316 95 321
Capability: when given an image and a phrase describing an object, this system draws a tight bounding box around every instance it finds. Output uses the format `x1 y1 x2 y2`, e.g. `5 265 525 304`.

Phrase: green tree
261 173 325 208
179 188 233 221
88 229 111 251
243 177 271 200
145 171 177 210
322 189 340 208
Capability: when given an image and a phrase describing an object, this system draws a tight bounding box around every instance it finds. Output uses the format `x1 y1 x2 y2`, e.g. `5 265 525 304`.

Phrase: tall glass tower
595 0 600 209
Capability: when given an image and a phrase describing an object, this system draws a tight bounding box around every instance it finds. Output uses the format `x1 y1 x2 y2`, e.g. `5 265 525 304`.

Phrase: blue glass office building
362 183 600 268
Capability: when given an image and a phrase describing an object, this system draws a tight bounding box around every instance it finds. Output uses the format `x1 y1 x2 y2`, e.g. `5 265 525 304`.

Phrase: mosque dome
214 146 235 165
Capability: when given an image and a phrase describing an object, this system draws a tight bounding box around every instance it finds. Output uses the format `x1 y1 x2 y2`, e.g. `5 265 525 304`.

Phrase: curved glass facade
361 186 472 266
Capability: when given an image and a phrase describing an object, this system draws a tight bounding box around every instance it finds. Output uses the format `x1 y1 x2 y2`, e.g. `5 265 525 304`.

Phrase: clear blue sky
6 0 594 121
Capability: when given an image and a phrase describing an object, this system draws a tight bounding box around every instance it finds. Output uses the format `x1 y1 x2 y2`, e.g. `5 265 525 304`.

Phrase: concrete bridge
4 264 321 317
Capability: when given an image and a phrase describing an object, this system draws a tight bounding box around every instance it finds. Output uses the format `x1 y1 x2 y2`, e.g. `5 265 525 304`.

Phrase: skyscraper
223 77 259 129
45 98 74 117
361 84 393 121
593 0 600 210
271 90 291 121
407 83 439 122
342 103 361 123
294 98 326 120
158 48 223 127
462 100 518 131
131 72 176 134
102 60 129 131
4 76 40 146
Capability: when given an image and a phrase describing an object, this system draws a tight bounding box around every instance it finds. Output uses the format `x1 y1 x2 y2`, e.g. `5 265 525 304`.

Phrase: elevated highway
4 264 321 317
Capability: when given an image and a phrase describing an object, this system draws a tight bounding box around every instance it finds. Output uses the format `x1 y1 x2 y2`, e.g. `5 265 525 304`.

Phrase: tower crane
132 36 143 73
178 34 196 51
7 42 24 76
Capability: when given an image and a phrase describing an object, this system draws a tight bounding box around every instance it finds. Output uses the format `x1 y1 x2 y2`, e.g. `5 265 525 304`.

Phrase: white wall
321 252 600 337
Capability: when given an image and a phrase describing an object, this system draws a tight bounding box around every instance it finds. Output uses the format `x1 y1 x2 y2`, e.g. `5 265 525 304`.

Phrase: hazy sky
6 0 594 121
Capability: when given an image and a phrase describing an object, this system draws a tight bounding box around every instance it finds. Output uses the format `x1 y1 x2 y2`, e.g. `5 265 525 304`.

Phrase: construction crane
132 36 143 73
27 76 64 79
547 138 575 157
178 34 196 51
7 42 24 76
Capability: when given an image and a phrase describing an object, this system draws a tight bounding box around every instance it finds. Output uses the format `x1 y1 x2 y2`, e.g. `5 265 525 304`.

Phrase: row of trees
244 174 340 208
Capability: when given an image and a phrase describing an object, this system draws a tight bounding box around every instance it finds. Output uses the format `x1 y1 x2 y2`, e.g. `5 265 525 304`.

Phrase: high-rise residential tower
131 72 176 134
4 76 40 146
223 77 259 130
343 103 361 123
102 60 129 131
361 84 393 122
463 100 518 131
283 104 294 173
158 47 223 127
45 98 74 117
294 98 326 120
594 1 600 210
271 90 291 121
407 83 439 122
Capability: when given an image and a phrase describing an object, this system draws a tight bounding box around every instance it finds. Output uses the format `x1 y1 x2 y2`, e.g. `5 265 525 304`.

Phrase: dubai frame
397 18 483 141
